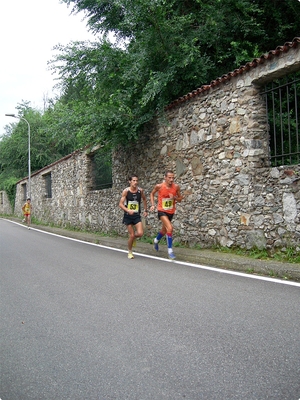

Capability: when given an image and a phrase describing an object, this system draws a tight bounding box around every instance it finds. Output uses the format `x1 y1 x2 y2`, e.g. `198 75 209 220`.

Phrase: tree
2 0 300 191
50 0 300 146
0 101 81 193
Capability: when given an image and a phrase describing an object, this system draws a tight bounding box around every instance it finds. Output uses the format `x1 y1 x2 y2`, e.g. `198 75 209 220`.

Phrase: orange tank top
157 182 177 214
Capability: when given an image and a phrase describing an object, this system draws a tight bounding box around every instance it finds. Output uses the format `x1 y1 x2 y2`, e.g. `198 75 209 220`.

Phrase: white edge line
4 219 300 288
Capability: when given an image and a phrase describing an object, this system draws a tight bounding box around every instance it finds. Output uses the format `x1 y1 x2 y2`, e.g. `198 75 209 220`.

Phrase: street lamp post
5 114 31 198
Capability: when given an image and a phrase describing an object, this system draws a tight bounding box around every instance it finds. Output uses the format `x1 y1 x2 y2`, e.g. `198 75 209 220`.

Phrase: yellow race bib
162 198 174 210
127 201 139 213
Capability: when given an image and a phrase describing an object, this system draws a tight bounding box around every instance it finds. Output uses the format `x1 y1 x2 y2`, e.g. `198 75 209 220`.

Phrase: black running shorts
123 213 142 226
157 211 174 221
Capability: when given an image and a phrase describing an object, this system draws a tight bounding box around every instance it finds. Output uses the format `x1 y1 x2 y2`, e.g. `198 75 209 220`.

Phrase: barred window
262 71 300 166
88 149 112 190
44 173 52 198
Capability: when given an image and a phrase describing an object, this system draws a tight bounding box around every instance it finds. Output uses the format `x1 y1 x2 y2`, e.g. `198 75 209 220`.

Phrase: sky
0 0 96 137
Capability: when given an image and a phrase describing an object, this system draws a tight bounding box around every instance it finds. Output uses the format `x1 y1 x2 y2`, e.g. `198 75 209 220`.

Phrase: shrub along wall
14 40 300 250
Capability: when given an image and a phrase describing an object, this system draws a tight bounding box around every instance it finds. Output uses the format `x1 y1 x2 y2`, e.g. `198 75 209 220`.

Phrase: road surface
1 219 299 399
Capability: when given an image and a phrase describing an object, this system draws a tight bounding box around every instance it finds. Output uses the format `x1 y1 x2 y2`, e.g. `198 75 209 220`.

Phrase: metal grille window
44 173 52 198
88 150 112 190
262 71 300 166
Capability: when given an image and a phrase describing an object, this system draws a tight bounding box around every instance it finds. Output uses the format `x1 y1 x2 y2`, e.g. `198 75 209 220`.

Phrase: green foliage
51 0 300 145
216 245 300 264
2 0 300 187
0 101 82 190
0 176 18 207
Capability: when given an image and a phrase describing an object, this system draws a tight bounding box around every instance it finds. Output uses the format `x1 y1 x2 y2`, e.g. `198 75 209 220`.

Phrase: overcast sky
0 0 96 136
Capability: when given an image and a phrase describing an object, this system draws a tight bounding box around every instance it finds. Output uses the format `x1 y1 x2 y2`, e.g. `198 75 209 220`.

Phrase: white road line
4 219 300 287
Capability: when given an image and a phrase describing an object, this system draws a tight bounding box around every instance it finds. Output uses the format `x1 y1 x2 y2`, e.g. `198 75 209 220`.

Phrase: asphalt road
1 219 300 400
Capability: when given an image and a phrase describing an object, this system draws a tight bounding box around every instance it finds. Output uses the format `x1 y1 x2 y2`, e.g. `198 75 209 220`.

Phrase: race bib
162 198 174 210
127 201 139 213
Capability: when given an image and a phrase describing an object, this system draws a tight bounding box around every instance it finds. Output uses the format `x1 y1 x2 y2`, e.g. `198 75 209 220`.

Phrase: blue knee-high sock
166 233 173 249
155 231 164 242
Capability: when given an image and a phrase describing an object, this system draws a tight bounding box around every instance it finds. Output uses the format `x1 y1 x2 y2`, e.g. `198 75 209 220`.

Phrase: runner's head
128 174 139 187
164 170 174 185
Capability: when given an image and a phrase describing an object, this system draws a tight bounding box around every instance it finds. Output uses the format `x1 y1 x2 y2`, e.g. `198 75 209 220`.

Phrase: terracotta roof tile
165 37 300 110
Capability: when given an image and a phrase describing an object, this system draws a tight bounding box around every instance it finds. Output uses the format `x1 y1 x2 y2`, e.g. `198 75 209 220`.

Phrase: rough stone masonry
14 40 300 251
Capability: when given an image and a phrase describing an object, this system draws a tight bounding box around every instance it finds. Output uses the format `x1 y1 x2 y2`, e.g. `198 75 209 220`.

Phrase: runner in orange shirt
150 171 183 260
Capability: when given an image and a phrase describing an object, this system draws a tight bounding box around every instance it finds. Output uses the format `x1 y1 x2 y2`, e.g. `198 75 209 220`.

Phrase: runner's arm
150 184 161 210
119 190 128 213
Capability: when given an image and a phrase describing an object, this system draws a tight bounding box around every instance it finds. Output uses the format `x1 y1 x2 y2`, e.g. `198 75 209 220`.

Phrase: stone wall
14 40 300 250
14 149 124 235
0 191 13 215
